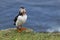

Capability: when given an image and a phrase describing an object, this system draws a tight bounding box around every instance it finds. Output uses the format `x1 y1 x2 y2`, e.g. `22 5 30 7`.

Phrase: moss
0 28 60 40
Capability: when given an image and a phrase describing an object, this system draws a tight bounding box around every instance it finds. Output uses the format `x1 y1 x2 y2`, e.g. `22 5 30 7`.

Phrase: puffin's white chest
16 15 27 26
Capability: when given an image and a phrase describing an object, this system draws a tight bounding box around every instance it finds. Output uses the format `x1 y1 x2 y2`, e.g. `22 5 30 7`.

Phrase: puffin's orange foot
17 28 27 32
17 29 22 33
21 27 27 31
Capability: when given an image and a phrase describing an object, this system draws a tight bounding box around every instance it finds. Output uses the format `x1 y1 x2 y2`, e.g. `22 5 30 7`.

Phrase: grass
0 28 60 40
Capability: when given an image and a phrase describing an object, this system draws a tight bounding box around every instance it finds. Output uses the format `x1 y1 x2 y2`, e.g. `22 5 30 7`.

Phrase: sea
0 0 60 32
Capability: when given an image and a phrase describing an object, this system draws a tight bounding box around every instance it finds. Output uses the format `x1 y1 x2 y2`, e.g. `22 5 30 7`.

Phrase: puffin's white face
19 8 26 14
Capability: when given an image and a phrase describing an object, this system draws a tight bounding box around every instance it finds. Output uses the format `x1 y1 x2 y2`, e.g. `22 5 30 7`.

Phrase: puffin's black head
19 7 26 15
20 7 24 9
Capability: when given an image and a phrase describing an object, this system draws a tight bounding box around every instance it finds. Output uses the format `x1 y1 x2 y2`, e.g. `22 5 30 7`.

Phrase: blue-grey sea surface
0 0 60 32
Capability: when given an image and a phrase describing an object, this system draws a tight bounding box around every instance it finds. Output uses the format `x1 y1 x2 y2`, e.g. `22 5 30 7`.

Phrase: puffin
14 7 27 32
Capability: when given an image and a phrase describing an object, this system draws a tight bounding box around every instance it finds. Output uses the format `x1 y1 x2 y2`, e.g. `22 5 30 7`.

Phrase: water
0 0 60 32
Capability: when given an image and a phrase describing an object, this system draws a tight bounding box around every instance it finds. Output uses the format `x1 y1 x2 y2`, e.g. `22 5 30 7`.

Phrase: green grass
0 28 60 40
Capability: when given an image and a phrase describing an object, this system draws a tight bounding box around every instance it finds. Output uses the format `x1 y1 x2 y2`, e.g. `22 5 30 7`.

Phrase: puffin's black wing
14 14 19 25
14 12 22 25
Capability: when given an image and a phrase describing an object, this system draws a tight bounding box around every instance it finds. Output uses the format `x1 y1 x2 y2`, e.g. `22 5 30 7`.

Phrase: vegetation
0 28 60 40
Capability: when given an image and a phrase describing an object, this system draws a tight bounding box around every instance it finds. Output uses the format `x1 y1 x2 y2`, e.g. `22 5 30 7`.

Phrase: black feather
14 15 18 25
14 12 23 25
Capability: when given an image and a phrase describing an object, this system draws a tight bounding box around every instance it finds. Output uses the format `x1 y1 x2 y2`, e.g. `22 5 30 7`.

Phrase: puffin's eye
20 9 26 13
23 9 26 12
